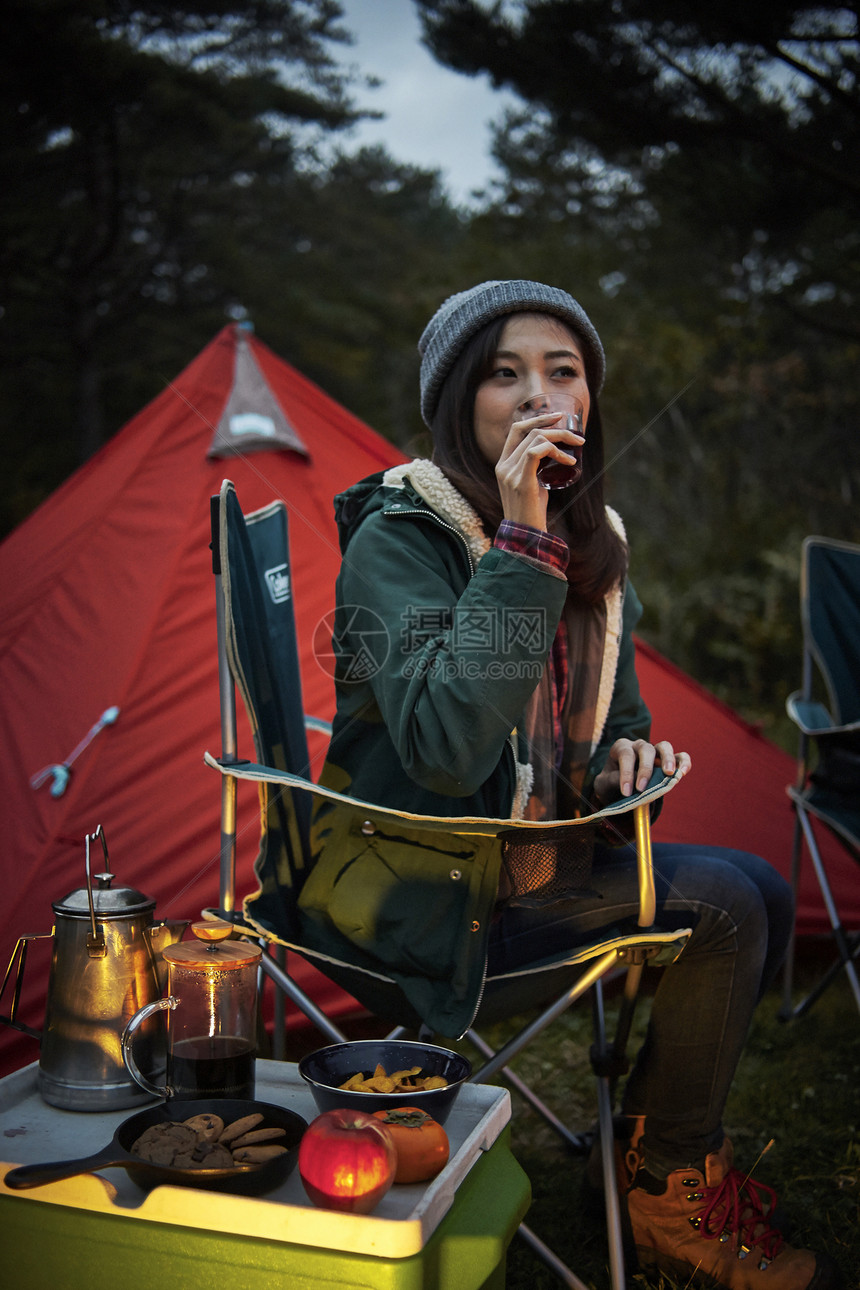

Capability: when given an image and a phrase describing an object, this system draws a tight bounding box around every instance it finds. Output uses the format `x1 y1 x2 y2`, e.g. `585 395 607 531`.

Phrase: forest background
2 0 857 750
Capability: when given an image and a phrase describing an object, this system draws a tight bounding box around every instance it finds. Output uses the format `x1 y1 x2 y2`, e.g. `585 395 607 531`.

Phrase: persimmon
372 1107 449 1184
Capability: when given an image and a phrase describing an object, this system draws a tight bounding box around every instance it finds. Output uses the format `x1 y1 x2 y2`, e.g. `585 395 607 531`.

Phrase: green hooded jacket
297 460 652 1035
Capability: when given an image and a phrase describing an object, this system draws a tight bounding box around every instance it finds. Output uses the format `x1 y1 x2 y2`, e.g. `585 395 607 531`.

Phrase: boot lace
697 1167 785 1261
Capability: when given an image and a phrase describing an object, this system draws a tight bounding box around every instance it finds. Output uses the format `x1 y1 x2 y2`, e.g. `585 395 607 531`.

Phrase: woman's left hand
593 739 691 803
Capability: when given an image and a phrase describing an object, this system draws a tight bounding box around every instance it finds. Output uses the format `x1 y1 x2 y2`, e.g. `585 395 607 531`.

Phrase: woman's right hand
593 738 692 803
495 412 584 528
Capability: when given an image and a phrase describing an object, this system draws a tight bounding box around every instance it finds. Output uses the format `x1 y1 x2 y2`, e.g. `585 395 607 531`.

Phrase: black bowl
298 1040 471 1125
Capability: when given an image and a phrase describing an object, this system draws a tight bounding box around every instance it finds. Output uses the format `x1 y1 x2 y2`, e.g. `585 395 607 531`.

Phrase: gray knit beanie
418 279 605 427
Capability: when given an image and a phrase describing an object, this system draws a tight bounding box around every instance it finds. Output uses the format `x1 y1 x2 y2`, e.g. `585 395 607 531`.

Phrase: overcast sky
335 0 518 206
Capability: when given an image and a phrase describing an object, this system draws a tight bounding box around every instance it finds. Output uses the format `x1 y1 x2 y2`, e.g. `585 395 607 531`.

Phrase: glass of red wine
517 392 585 489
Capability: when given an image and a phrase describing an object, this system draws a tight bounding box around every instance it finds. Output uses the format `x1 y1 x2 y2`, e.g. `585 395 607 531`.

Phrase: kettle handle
85 826 111 957
121 996 178 1098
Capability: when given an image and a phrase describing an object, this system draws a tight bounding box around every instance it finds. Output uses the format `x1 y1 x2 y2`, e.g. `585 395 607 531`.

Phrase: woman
300 280 837 1290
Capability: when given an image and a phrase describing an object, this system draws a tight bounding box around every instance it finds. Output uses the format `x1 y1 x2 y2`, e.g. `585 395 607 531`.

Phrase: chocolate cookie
132 1121 198 1166
183 1113 225 1141
229 1126 286 1148
232 1144 288 1163
218 1112 264 1144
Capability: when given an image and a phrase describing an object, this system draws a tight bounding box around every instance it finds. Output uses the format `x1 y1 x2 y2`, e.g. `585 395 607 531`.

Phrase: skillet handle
3 1142 125 1189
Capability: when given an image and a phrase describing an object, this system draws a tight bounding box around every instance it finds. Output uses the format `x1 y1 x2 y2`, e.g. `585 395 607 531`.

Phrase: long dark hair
429 314 627 604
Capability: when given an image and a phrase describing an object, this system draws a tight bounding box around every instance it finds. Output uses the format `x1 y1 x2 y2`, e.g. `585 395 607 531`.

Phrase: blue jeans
485 843 794 1174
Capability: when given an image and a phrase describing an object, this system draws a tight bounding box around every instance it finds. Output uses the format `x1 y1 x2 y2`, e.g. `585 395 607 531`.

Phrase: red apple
298 1108 398 1213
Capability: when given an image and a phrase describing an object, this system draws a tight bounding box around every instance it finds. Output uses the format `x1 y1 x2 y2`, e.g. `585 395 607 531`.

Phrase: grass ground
475 950 860 1290
297 947 859 1289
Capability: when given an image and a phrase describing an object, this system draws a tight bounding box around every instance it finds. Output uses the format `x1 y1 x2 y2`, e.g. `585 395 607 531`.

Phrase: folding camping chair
780 535 860 1022
206 478 691 1289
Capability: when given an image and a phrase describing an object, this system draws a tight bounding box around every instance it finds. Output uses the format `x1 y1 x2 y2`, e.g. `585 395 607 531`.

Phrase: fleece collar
595 507 626 753
382 459 492 568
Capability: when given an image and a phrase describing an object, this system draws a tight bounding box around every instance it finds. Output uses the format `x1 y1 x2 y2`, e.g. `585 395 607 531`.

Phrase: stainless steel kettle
1 826 189 1111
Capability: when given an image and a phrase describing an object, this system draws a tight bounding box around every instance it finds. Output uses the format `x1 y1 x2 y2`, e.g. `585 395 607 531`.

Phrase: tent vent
208 328 309 460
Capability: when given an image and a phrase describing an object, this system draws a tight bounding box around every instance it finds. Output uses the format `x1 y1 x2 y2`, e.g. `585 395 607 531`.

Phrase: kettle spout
146 920 190 991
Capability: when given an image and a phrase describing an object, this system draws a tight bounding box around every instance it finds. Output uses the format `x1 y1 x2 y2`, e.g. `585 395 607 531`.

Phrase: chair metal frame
208 479 691 1289
780 534 860 1021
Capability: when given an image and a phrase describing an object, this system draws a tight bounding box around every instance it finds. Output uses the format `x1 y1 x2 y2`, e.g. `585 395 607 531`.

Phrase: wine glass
517 392 585 489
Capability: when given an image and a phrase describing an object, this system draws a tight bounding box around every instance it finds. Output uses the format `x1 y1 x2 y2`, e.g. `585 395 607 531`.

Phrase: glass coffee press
122 921 261 1101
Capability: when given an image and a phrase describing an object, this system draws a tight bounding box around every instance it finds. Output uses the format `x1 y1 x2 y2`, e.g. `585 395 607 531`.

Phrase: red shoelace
697 1167 785 1260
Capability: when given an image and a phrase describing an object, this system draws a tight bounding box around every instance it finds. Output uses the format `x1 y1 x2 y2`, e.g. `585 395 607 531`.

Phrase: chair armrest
203 751 686 838
304 715 332 736
786 692 860 737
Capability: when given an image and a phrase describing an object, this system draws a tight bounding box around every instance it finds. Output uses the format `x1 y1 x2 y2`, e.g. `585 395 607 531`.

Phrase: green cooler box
0 1059 531 1289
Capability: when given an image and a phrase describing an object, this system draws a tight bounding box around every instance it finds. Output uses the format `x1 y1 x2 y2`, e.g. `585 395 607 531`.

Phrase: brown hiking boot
626 1138 841 1289
585 1113 646 1198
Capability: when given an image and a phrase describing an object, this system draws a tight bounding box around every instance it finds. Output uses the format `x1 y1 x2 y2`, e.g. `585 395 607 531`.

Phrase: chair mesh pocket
499 825 597 908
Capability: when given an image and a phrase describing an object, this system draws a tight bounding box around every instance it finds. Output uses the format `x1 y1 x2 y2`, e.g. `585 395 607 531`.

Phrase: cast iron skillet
3 1097 307 1196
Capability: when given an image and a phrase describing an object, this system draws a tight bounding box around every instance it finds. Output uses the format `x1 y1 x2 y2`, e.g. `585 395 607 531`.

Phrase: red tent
1 323 853 1080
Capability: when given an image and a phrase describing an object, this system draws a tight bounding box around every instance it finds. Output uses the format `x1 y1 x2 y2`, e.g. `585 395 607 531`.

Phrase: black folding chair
780 535 860 1021
206 478 691 1289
